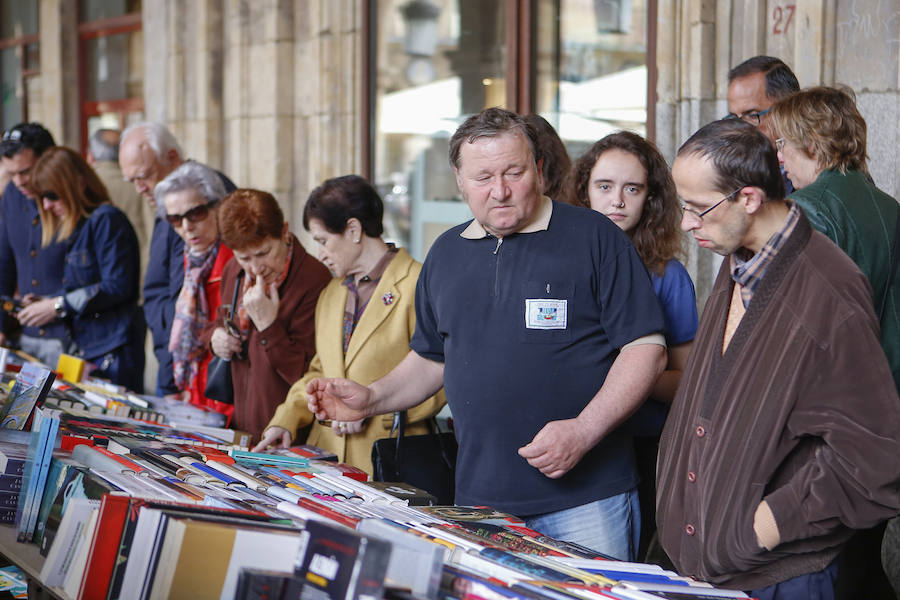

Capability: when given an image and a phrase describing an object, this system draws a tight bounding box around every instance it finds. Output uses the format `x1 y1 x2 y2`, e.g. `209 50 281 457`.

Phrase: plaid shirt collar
730 202 800 308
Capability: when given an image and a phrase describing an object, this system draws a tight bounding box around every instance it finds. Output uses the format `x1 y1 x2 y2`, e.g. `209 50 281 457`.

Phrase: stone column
38 0 78 146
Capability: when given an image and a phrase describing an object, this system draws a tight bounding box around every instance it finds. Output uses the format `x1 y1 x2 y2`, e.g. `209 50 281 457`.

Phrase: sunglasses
165 200 217 227
40 191 61 202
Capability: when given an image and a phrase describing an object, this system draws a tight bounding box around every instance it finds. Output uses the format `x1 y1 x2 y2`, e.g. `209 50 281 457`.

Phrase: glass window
83 30 144 102
0 0 38 128
0 0 38 38
373 0 507 260
535 0 648 160
79 0 142 23
1 48 21 127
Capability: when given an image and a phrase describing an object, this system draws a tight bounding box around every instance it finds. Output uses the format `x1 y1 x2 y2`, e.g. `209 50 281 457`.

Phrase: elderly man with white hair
119 122 236 397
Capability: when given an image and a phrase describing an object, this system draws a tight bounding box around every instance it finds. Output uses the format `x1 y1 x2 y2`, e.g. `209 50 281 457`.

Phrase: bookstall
0 350 752 600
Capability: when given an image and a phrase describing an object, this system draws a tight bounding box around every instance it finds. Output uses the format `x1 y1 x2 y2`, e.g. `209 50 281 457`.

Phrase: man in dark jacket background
119 122 235 396
658 118 900 600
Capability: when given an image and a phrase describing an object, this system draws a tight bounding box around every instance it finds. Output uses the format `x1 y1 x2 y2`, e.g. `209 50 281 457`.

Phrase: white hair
154 161 226 215
121 121 183 164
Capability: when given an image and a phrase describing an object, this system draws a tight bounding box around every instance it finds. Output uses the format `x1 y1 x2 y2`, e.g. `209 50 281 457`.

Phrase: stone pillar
38 0 78 146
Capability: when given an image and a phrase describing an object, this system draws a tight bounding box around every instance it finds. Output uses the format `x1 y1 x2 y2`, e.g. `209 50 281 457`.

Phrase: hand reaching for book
517 417 593 479
252 426 292 452
306 377 372 423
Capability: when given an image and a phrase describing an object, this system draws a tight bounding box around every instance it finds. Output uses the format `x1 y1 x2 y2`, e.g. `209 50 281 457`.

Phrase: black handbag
371 410 458 505
204 271 244 405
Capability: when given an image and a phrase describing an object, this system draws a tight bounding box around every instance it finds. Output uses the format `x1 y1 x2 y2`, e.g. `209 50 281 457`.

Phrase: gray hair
88 129 120 162
448 107 538 170
154 161 226 217
121 121 184 162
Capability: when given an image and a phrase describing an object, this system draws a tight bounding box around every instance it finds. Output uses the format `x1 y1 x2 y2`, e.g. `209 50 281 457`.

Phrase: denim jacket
62 204 142 359
0 182 68 340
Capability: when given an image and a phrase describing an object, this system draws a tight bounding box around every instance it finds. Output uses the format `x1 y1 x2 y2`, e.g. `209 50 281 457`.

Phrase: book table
0 524 69 600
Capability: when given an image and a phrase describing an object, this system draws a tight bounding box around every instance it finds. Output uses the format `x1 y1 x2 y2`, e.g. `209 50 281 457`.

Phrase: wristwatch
53 296 67 318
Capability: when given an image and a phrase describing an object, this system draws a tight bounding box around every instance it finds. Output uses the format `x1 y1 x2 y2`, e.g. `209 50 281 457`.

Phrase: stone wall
656 0 900 308
142 0 364 246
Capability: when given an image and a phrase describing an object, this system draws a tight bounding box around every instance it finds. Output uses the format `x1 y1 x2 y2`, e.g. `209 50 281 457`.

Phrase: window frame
361 0 657 178
77 11 143 152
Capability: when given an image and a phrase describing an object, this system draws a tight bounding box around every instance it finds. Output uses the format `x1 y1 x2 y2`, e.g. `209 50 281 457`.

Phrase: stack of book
0 352 753 600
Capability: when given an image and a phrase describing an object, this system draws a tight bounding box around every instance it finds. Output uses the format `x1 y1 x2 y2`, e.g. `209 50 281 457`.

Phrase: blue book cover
14 408 60 542
0 363 56 431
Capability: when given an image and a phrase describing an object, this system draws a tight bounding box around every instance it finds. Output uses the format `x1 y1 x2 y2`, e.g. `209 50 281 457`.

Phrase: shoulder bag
204 270 244 404
371 410 458 505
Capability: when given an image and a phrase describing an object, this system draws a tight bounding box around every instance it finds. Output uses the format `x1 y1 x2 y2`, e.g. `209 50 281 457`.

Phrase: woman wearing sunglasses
154 162 233 416
24 146 144 390
207 189 330 443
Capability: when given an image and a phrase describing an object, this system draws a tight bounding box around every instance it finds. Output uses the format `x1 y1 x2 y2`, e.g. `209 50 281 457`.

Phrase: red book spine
92 447 148 474
297 498 360 528
76 493 129 600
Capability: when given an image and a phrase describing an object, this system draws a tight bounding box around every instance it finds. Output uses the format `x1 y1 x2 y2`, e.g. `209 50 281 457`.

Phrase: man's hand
306 378 372 423
17 296 58 327
243 276 279 331
252 426 292 452
211 327 242 359
518 417 594 479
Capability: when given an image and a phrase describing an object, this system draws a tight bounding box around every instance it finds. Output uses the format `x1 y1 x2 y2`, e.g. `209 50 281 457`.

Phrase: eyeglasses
724 108 771 126
774 138 786 152
165 200 217 227
680 188 742 222
40 191 61 202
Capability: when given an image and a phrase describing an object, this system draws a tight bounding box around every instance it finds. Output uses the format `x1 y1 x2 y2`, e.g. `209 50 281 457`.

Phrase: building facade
2 0 899 304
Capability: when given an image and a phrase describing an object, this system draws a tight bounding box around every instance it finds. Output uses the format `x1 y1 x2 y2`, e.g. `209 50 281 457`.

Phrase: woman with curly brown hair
567 132 697 406
566 131 697 558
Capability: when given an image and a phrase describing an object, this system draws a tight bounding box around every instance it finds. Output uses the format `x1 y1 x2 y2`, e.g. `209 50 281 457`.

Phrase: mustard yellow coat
266 248 446 474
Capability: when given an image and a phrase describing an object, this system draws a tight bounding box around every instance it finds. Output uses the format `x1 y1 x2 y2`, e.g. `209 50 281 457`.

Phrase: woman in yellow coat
253 175 445 474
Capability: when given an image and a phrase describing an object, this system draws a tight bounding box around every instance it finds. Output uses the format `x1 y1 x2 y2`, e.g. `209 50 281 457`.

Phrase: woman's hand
331 419 366 436
243 276 279 331
165 390 192 403
252 426 292 452
211 327 241 359
17 295 59 327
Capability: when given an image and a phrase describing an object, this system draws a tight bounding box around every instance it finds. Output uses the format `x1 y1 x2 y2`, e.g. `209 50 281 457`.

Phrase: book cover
15 407 60 542
34 456 80 550
149 518 304 600
40 468 122 556
56 354 86 384
39 497 101 587
0 440 27 475
357 518 445 598
107 500 273 600
0 363 56 431
75 493 130 600
294 519 392 600
363 480 438 505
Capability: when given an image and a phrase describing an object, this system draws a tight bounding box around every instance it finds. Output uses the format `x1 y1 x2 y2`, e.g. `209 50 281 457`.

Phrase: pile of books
0 352 752 600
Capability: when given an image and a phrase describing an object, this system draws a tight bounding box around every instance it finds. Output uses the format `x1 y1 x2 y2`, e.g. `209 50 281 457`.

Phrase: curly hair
770 85 868 176
564 131 682 275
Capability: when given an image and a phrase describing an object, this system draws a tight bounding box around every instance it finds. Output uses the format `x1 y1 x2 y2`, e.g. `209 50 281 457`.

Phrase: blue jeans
748 561 838 600
524 488 640 561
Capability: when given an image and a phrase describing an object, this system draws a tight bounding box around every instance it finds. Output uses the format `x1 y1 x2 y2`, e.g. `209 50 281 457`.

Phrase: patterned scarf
169 242 221 390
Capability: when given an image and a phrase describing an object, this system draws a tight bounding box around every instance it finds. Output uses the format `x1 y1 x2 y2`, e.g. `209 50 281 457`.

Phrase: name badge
525 299 568 329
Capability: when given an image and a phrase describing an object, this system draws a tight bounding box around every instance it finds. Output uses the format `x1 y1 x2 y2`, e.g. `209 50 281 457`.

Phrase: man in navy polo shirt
307 108 666 560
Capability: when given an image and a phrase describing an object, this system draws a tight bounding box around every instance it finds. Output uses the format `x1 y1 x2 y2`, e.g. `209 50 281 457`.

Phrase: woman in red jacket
154 162 234 420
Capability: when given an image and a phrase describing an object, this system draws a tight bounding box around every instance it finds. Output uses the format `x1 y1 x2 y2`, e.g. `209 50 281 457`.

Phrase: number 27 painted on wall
773 5 796 35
